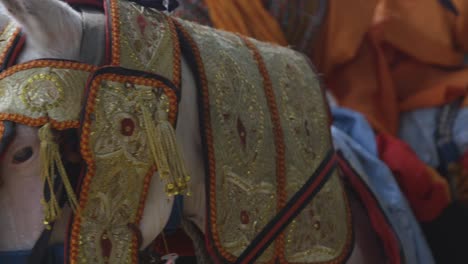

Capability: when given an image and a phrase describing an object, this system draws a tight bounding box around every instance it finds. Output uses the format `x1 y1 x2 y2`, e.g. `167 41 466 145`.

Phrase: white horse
0 0 393 263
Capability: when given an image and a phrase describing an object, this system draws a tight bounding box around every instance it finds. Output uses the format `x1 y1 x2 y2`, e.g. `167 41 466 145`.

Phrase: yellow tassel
141 106 191 196
39 123 79 228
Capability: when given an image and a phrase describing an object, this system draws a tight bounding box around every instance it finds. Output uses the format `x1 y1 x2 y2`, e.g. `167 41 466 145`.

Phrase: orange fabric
203 0 287 46
313 0 468 134
377 134 451 221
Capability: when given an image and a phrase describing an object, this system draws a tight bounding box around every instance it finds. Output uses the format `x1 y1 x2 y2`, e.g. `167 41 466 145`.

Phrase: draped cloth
176 0 326 54
331 107 435 263
202 0 288 45
313 0 468 135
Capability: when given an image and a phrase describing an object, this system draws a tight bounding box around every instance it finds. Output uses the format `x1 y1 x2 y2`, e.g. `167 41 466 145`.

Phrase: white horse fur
0 0 386 263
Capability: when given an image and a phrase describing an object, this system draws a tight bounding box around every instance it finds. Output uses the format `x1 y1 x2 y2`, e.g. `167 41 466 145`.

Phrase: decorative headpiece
0 0 190 231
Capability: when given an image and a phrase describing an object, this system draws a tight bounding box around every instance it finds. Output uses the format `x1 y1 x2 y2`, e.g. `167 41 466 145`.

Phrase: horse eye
12 147 33 164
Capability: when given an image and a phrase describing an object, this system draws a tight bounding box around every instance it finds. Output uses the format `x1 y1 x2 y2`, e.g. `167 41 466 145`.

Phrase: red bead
100 231 112 262
240 210 250 224
121 118 135 136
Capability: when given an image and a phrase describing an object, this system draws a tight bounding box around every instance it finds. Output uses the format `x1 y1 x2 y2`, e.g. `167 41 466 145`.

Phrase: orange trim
0 114 79 130
0 60 95 130
71 73 178 264
168 17 182 89
109 0 121 65
0 59 96 79
109 0 181 87
0 25 20 64
241 36 288 263
0 121 4 140
173 20 238 262
176 19 353 264
240 38 354 264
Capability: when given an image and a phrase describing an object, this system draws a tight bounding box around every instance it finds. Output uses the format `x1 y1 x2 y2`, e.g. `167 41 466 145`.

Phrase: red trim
239 155 338 264
0 122 4 142
241 35 289 262
6 34 25 67
337 156 402 264
71 71 178 263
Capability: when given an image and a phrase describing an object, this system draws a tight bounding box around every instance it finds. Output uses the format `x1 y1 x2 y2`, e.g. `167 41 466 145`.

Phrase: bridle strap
79 7 106 66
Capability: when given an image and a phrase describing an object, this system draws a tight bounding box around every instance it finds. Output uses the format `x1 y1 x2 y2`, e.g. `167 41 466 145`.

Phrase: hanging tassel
39 123 79 228
141 105 191 196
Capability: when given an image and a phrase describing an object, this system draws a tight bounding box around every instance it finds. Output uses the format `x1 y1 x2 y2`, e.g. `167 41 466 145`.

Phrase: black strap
27 228 55 264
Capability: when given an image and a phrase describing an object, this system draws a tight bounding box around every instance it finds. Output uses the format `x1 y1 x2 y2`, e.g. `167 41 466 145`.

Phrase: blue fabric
331 107 435 264
0 244 64 264
399 108 440 167
164 195 184 234
399 107 468 168
0 250 30 264
453 107 468 154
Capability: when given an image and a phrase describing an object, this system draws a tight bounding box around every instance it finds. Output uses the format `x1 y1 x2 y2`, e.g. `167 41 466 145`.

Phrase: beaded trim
0 60 96 129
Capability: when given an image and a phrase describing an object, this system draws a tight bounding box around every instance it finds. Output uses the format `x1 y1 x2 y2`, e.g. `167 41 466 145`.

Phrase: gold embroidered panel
178 19 352 263
251 40 352 263
108 0 180 86
177 19 278 262
0 61 94 128
71 70 178 264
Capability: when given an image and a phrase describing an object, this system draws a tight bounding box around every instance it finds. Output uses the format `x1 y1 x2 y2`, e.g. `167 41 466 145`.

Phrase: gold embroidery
0 63 91 124
116 0 175 82
252 39 352 263
74 75 177 264
21 73 64 112
178 18 352 263
178 19 278 262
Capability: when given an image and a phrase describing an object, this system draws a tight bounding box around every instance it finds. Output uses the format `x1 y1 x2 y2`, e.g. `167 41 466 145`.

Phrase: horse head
0 0 206 255
0 1 390 263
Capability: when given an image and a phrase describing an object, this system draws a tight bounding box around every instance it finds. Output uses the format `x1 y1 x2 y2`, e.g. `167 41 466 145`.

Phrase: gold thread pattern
114 0 176 82
177 18 278 262
72 74 177 264
21 73 64 112
249 39 352 263
177 19 352 263
0 60 94 128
